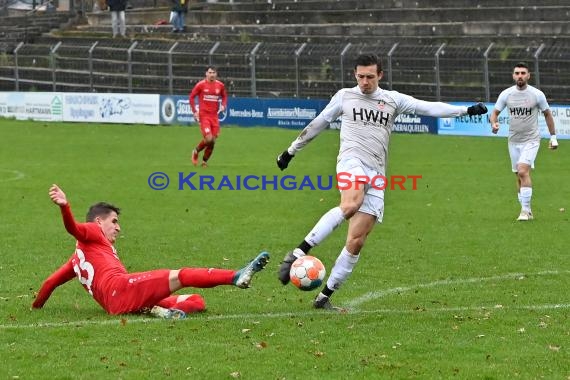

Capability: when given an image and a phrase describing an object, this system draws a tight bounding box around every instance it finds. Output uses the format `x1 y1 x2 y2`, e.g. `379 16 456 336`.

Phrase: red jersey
189 79 227 116
60 204 128 310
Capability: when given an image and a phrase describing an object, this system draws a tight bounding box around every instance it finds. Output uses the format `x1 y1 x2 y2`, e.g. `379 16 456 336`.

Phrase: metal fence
3 39 570 103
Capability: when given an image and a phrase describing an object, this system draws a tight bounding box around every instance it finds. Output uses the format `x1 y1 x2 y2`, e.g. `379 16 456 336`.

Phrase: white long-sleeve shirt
288 86 468 173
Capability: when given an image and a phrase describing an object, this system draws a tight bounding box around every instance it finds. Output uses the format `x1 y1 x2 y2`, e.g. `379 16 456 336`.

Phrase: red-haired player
189 66 227 167
32 184 269 319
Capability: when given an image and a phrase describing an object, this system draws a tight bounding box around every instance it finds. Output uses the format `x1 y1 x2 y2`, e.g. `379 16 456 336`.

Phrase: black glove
467 103 488 116
276 150 294 171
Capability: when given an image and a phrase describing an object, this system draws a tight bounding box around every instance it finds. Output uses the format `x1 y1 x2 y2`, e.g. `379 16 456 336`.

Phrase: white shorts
336 157 385 223
508 140 540 172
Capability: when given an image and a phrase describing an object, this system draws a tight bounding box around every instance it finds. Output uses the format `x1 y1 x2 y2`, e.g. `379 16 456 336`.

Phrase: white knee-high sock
326 247 359 291
520 187 532 212
304 206 346 247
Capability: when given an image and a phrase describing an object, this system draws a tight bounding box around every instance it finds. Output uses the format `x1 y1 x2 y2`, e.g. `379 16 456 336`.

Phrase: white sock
520 187 532 212
292 248 305 259
326 247 359 291
517 192 522 206
304 207 346 247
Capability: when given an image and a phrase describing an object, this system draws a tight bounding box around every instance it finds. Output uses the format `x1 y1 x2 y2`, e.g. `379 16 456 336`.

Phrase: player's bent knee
517 168 530 179
340 202 361 218
183 294 206 313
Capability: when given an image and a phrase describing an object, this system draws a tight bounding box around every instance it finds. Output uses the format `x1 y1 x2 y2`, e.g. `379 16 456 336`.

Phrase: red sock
178 267 235 288
175 295 206 313
196 140 207 152
157 294 206 313
203 143 215 162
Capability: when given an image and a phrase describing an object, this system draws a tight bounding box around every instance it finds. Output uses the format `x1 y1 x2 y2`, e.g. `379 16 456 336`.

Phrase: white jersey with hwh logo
289 86 468 173
494 85 549 143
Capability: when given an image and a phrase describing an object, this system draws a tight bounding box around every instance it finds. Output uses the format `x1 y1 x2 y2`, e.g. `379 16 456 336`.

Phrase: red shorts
101 269 172 315
199 115 220 138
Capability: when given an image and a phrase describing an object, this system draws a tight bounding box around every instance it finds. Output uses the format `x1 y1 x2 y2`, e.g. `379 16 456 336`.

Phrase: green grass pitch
0 119 568 379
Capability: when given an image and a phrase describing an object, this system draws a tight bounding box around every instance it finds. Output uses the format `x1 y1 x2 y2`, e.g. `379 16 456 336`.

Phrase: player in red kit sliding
32 184 269 319
189 66 227 167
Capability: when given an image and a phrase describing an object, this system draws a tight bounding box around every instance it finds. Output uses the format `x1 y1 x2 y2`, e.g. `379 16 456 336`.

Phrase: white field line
345 270 567 309
1 271 568 330
0 169 25 182
2 303 569 330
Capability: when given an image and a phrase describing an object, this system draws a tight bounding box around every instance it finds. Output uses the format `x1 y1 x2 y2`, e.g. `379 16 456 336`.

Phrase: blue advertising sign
438 102 570 139
393 113 437 134
159 95 437 134
159 96 328 129
160 96 196 124
437 102 501 137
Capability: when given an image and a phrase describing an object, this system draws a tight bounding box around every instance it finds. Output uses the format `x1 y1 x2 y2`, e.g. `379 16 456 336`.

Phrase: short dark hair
514 62 529 71
86 202 120 222
206 65 217 72
355 54 383 73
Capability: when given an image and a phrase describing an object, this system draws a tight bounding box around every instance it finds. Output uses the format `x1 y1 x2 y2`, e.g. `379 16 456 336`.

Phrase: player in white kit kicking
490 62 558 222
275 53 488 311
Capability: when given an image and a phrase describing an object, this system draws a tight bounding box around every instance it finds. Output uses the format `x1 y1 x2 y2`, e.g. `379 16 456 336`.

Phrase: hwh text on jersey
353 108 391 126
509 107 532 116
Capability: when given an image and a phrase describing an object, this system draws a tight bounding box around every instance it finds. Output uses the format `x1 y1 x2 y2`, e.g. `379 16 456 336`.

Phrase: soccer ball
289 255 326 291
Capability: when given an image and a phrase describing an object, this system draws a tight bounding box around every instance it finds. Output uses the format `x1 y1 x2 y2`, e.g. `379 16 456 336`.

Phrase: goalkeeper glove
467 103 488 116
276 150 294 171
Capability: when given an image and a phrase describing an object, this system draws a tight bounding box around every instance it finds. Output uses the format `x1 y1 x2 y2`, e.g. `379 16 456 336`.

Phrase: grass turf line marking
2 270 567 330
345 270 566 310
1 303 569 330
0 169 25 182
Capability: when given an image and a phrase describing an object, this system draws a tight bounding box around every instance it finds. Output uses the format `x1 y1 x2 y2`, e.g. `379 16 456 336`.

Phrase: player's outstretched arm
467 103 488 116
49 184 68 207
49 184 91 241
32 258 75 309
414 100 487 118
276 150 294 170
275 115 330 171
